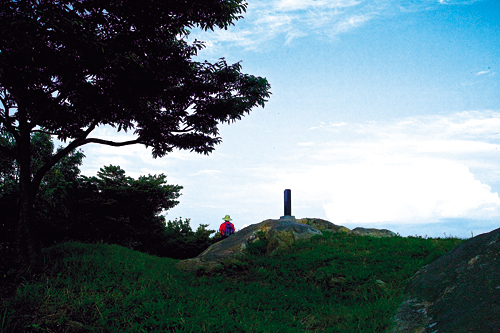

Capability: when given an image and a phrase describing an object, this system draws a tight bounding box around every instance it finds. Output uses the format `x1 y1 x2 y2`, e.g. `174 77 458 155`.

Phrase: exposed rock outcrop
176 218 322 272
390 227 500 332
176 218 397 273
347 227 396 238
296 218 350 233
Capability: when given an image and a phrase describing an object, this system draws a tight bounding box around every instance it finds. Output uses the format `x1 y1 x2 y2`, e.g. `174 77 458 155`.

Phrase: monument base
280 215 296 220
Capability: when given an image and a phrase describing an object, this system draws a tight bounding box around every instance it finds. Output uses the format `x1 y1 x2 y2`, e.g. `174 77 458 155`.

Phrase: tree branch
172 126 195 133
2 117 20 142
83 138 144 147
32 129 57 135
0 96 16 132
31 121 148 194
30 122 98 195
0 113 7 127
30 103 53 130
0 93 22 143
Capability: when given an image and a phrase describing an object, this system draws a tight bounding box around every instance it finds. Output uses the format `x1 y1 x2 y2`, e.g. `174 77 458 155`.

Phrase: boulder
296 218 350 233
175 218 322 272
347 227 396 238
390 227 500 333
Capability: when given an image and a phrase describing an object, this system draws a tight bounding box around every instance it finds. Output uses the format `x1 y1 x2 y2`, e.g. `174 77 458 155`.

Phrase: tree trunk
15 126 41 270
16 195 39 269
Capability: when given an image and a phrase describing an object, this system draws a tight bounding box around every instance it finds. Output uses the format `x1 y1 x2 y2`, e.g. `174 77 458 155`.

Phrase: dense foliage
0 132 84 274
61 165 183 251
61 168 216 259
0 0 271 265
0 233 464 332
1 134 216 272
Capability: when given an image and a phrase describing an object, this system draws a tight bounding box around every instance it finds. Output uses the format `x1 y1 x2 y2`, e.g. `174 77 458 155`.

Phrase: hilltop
1 232 462 332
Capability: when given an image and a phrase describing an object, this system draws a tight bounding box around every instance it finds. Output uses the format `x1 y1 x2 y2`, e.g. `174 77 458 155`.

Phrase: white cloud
413 140 500 153
76 110 500 236
310 121 347 129
477 70 490 75
446 114 500 137
348 111 500 142
191 170 222 176
439 0 483 4
275 0 321 11
261 110 500 226
191 0 376 50
275 0 360 11
192 0 480 50
333 14 372 33
401 0 482 12
322 159 500 224
208 29 254 44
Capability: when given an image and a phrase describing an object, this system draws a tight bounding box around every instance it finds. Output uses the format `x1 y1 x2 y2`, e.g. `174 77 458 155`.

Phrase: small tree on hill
0 0 271 266
68 165 183 252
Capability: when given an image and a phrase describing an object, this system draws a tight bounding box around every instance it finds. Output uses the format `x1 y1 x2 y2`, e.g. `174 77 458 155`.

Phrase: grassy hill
1 232 463 332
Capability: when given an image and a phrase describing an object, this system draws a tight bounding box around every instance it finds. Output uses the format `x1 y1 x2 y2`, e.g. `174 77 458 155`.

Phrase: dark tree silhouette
0 0 271 266
0 132 84 263
69 165 183 252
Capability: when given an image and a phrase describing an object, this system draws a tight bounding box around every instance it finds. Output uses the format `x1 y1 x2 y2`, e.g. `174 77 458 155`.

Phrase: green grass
1 232 463 332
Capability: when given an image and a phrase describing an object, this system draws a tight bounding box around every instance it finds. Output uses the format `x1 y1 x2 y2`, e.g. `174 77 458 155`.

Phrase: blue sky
80 0 500 238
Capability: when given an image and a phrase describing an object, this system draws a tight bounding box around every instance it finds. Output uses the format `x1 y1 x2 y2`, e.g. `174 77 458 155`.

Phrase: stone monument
280 189 295 220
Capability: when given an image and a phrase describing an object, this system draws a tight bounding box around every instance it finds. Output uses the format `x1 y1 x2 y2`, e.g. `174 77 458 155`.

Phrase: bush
159 218 217 259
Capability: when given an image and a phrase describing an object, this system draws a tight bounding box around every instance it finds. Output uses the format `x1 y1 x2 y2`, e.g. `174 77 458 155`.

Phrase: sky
79 0 500 238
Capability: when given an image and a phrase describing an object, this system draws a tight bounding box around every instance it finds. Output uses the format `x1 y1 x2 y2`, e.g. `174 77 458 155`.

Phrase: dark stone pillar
284 189 291 216
280 189 295 220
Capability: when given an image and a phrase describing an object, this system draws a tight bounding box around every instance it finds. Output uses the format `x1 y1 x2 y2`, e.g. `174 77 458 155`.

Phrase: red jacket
219 221 235 236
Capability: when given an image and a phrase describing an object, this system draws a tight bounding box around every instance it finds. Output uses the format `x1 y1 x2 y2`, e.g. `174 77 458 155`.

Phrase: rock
295 218 350 233
323 226 351 234
66 320 94 332
375 279 387 289
175 218 322 272
390 227 500 333
174 257 224 272
347 227 396 238
265 218 323 255
329 277 347 286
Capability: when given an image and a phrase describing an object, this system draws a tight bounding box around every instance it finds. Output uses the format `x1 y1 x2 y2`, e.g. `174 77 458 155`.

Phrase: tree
1 132 212 262
1 135 212 261
0 132 84 271
64 168 215 259
0 0 271 266
66 165 183 252
160 218 216 259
